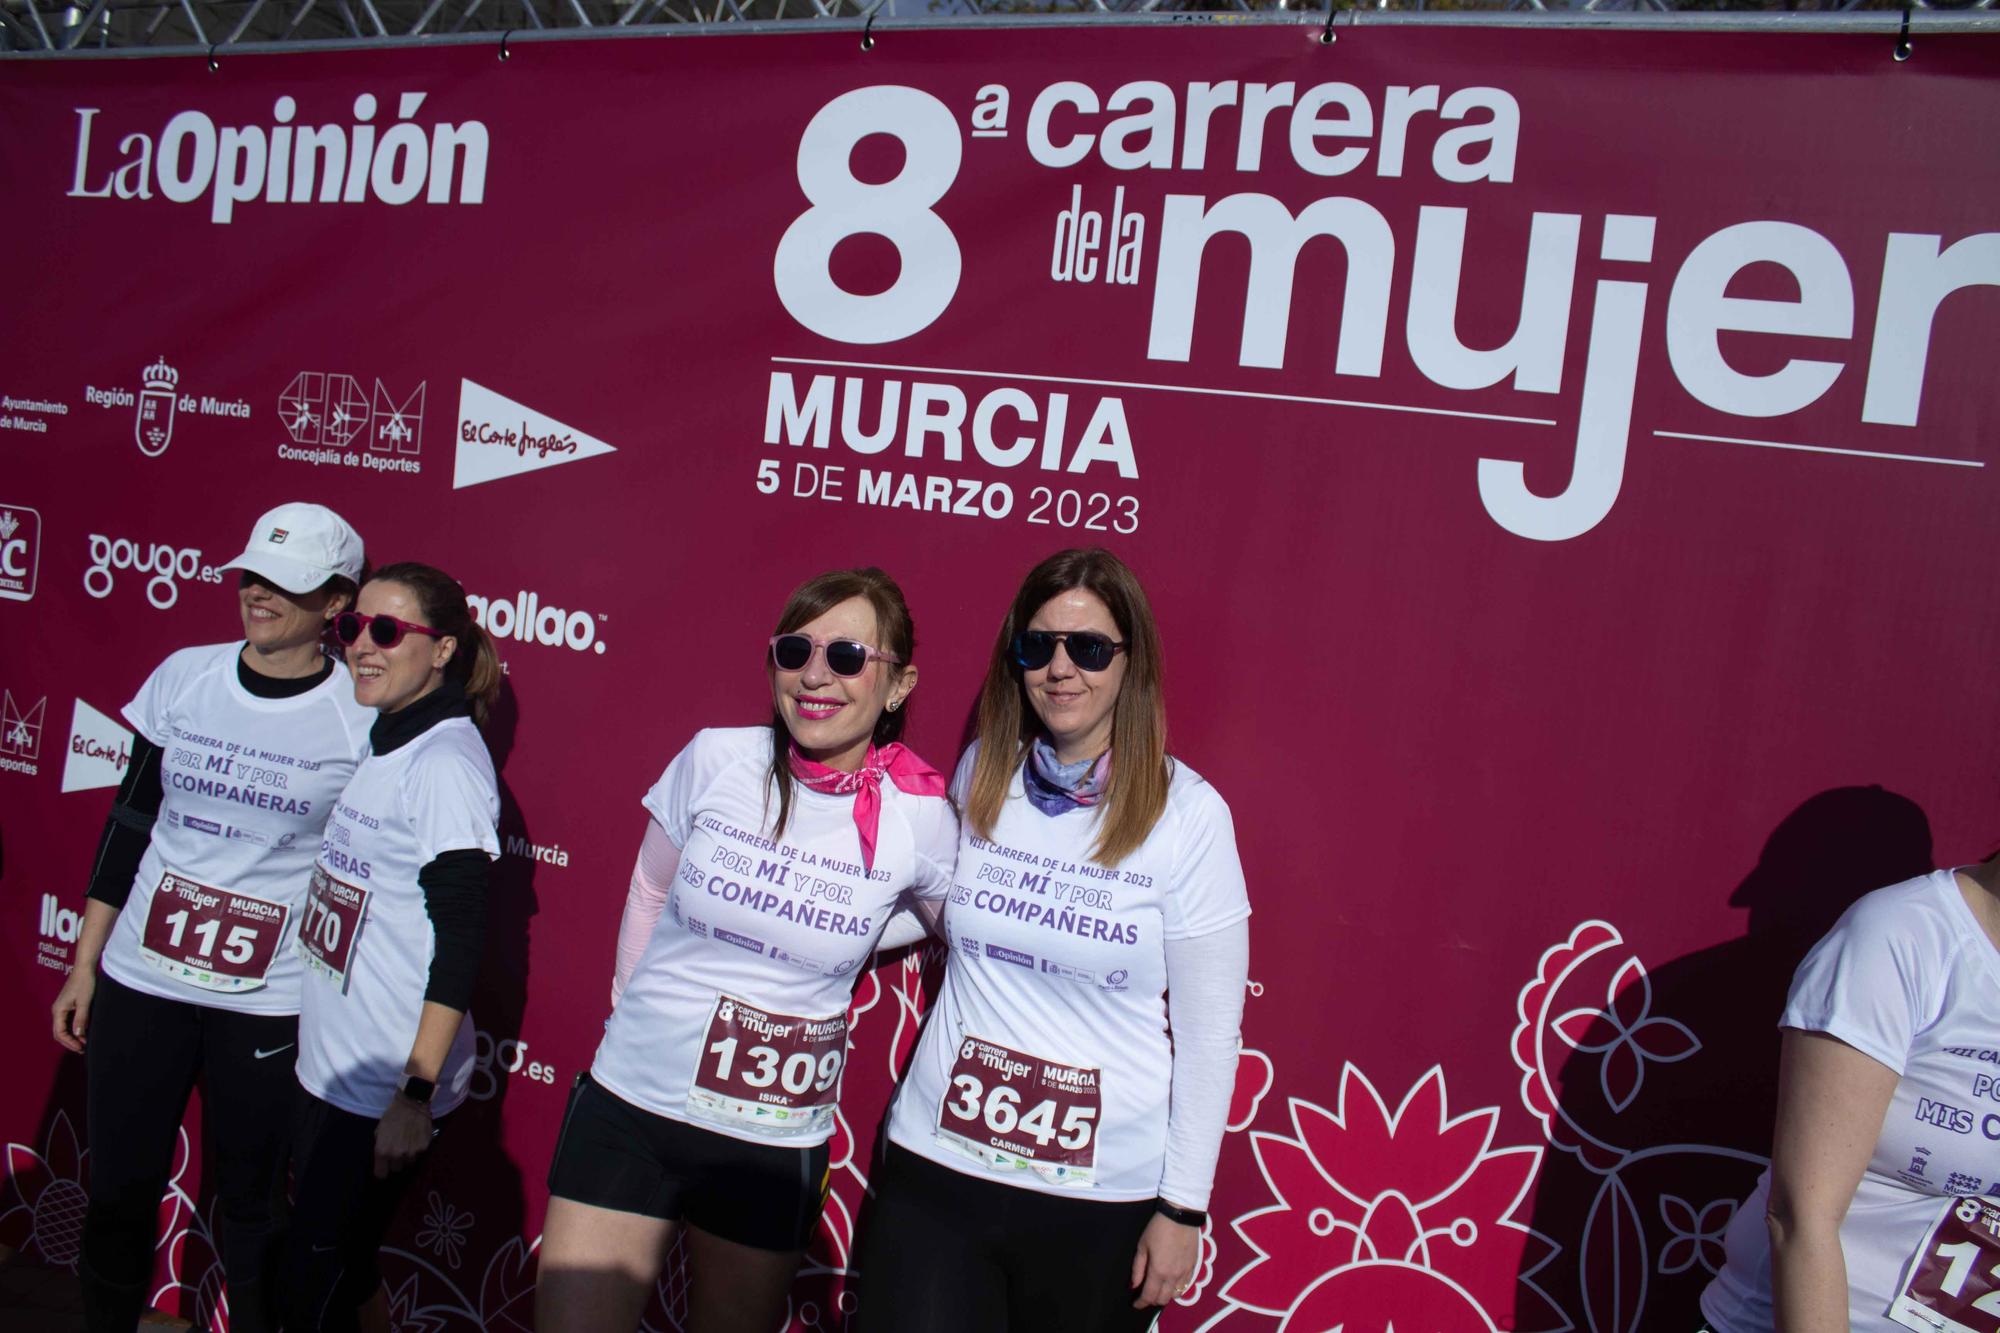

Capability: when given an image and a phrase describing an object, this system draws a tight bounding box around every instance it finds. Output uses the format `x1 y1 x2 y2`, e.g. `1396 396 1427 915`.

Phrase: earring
888 699 901 712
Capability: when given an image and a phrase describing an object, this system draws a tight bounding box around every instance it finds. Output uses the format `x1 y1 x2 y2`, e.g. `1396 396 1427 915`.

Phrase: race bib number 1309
1892 1195 2000 1333
686 995 846 1140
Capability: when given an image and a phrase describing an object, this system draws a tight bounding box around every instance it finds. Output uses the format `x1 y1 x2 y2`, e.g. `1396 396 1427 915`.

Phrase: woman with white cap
49 502 373 1333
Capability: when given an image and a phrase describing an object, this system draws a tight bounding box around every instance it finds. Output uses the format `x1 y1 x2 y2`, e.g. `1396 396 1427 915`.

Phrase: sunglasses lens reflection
825 640 870 677
1067 633 1116 670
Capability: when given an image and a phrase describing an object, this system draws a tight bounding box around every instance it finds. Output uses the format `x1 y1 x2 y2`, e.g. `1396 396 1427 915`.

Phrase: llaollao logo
466 590 607 656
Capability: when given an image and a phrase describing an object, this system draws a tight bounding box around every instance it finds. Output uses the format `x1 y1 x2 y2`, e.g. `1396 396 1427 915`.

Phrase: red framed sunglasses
332 611 445 649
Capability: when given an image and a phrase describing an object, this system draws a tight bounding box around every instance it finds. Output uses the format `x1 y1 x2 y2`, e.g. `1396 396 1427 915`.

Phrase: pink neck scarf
788 741 947 871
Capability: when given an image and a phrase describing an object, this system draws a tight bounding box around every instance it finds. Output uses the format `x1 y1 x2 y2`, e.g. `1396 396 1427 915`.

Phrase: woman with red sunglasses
50 502 370 1333
537 567 955 1333
857 547 1251 1333
283 562 503 1332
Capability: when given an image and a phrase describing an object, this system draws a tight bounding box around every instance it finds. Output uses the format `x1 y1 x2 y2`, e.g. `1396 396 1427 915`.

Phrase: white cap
221 503 365 594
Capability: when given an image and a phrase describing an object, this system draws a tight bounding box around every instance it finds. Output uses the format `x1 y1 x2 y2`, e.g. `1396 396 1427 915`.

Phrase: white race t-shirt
590 727 956 1146
1701 871 2000 1332
103 643 372 1015
886 743 1251 1199
296 717 499 1119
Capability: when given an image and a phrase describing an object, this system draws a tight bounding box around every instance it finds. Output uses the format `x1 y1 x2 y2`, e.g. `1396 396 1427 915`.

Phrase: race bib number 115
1892 1195 2000 1333
137 871 288 993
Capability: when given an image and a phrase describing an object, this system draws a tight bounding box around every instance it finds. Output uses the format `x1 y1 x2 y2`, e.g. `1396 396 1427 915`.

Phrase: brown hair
368 562 503 727
965 548 1168 866
765 568 917 844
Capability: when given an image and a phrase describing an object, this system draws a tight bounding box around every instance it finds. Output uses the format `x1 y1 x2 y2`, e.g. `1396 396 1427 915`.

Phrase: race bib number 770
1892 1195 2000 1333
297 866 368 993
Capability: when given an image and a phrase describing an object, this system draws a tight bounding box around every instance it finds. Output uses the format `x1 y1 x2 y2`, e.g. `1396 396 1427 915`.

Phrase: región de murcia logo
83 356 250 456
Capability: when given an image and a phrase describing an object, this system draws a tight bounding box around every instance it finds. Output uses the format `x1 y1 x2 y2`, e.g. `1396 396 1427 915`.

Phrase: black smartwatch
398 1075 437 1108
1154 1198 1207 1227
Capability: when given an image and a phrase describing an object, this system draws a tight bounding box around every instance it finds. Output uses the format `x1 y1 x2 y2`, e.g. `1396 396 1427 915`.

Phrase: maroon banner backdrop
3 21 1998 1332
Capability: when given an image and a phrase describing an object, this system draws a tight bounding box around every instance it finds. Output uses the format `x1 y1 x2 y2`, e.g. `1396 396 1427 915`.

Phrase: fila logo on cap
268 528 289 544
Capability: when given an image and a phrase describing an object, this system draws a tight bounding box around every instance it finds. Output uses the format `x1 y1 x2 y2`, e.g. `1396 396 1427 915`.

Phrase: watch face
401 1077 437 1105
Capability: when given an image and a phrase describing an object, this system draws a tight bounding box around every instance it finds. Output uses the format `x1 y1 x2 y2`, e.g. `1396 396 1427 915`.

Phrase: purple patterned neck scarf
1023 736 1110 817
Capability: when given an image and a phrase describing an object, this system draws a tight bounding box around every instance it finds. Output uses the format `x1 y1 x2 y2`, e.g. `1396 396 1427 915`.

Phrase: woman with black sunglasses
50 502 370 1333
537 567 955 1333
283 562 503 1332
857 547 1251 1333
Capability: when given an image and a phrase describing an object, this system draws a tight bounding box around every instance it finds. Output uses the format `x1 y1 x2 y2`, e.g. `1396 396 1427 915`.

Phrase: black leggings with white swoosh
82 972 299 1333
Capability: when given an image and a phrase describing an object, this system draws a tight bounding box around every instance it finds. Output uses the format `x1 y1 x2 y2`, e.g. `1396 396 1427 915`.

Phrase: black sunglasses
1010 630 1125 673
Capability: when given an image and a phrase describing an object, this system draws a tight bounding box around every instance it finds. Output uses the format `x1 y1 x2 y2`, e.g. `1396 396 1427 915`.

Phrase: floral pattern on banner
1 926 1769 1332
0 1109 90 1271
1206 1063 1567 1333
1511 920 1768 1333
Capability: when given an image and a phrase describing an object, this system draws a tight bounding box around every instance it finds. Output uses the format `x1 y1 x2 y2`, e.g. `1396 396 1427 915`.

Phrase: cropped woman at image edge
1698 857 2000 1332
284 563 502 1333
537 568 955 1333
50 503 372 1333
858 547 1251 1332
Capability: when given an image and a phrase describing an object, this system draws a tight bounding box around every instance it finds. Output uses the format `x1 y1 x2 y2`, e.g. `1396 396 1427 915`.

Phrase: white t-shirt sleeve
403 747 501 865
1163 779 1252 941
905 793 959 902
642 728 737 850
121 646 205 747
1781 888 1937 1077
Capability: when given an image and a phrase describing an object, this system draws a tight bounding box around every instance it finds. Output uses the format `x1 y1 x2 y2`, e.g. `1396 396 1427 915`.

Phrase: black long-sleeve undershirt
371 678 491 1012
85 653 335 909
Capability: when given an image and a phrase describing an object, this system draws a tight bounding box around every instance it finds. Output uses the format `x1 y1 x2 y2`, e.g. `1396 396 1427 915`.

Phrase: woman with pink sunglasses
284 562 503 1332
537 567 955 1333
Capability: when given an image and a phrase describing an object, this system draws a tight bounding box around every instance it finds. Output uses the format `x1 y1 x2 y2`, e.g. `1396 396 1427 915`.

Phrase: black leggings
82 971 298 1333
283 1091 432 1332
854 1143 1160 1333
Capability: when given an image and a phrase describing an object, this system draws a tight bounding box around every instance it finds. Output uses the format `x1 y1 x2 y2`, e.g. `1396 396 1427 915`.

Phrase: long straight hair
965 548 1168 866
368 562 504 727
764 568 916 845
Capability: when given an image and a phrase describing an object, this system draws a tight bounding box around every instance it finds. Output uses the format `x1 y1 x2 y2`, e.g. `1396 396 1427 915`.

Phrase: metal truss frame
2 0 1994 56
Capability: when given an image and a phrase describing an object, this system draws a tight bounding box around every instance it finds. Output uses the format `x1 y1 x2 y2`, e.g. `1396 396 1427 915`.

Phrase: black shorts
546 1070 830 1252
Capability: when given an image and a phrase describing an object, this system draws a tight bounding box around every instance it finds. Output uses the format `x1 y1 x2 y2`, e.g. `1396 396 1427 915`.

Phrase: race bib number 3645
686 995 846 1140
297 866 368 993
1892 1195 2000 1333
137 871 288 993
936 1036 1100 1187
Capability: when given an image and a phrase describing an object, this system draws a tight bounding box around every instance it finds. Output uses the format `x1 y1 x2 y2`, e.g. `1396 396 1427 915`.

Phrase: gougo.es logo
84 533 224 609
